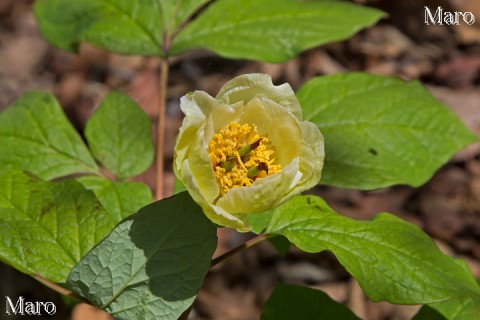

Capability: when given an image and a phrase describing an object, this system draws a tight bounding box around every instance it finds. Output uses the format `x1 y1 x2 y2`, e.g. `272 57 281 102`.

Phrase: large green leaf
160 0 210 32
171 0 386 63
429 297 480 320
266 195 480 319
77 176 152 222
297 73 477 189
34 0 164 55
0 91 99 180
261 283 359 320
67 192 217 319
85 91 154 180
0 171 115 283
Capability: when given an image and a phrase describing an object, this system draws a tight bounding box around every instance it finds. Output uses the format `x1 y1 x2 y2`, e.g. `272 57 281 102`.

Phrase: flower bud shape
174 74 324 231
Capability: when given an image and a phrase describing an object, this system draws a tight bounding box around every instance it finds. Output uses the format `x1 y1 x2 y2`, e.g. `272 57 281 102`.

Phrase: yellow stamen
208 122 281 196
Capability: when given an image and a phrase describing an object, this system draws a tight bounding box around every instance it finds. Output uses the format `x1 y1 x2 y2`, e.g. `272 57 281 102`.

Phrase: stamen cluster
208 122 281 196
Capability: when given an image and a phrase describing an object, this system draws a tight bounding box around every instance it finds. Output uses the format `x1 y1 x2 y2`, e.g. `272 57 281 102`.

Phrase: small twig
211 233 274 267
33 273 88 303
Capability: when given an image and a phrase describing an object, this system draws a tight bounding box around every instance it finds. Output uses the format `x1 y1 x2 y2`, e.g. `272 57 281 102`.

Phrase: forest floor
0 0 479 319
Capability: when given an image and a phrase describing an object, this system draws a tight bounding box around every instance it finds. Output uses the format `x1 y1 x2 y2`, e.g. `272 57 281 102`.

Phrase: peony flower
174 74 324 231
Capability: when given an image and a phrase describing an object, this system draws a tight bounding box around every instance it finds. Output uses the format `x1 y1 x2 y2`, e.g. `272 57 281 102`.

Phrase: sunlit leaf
266 195 480 319
172 0 386 62
298 73 477 189
34 0 164 55
0 91 98 180
0 171 115 283
78 176 152 222
85 91 154 179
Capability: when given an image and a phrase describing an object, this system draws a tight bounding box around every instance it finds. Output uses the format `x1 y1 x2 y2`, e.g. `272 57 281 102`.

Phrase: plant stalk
211 233 274 267
155 57 169 200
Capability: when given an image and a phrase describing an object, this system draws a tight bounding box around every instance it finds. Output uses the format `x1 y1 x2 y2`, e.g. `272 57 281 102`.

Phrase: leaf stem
155 57 169 200
211 233 274 267
32 273 88 303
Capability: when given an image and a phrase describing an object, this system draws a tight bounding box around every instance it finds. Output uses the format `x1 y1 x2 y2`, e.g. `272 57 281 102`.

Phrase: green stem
211 233 274 267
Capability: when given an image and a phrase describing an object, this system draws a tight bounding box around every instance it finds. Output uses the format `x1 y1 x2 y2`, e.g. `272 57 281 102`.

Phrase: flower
174 74 324 231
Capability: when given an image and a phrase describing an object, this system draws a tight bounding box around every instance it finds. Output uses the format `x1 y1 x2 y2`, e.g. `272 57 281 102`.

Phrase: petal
175 91 236 201
178 159 207 208
216 158 301 214
174 92 212 173
237 97 303 166
188 122 219 202
209 205 249 231
209 101 243 133
216 73 303 120
286 121 325 197
181 90 222 117
179 160 247 229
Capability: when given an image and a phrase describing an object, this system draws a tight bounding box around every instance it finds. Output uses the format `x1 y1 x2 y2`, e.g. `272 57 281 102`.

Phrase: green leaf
247 209 274 234
0 170 116 283
171 0 386 63
85 91 154 179
67 192 217 319
77 176 152 222
413 306 447 320
429 296 480 320
160 0 210 32
266 195 480 316
297 73 477 189
268 236 290 256
261 283 359 320
34 0 164 55
0 91 98 180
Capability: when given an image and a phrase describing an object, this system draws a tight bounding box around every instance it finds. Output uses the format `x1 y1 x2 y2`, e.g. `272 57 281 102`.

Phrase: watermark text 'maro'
425 6 475 25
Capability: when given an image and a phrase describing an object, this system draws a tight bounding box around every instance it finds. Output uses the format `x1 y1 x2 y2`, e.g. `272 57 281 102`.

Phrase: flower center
208 122 281 196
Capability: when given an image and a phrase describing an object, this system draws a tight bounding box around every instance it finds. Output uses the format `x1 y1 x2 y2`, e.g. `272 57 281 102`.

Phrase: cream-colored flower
174 74 324 231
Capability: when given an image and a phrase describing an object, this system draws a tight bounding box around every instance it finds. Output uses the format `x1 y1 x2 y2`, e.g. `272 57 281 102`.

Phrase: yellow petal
216 73 303 120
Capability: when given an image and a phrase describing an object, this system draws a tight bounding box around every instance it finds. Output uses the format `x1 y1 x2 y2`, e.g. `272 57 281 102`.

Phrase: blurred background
0 0 479 319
